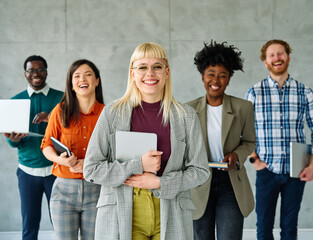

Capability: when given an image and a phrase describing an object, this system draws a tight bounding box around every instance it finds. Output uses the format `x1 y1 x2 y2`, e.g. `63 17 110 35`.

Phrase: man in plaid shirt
245 39 313 240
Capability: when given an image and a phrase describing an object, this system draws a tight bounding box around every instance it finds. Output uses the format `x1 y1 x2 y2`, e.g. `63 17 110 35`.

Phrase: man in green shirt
4 55 63 240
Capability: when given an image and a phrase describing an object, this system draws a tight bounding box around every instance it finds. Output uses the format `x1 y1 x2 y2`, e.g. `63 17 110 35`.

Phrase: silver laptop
0 99 43 137
290 142 311 178
115 131 157 162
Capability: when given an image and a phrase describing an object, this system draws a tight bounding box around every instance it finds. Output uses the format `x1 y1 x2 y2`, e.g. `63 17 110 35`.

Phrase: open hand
4 132 27 142
124 172 160 189
32 112 49 124
70 159 84 173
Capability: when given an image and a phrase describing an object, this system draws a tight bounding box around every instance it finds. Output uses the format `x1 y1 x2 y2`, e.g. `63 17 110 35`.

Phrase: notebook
208 162 228 168
115 131 157 162
0 99 43 137
290 142 311 178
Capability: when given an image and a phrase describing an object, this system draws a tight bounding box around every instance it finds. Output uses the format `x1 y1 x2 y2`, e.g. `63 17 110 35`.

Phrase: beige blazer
187 94 256 219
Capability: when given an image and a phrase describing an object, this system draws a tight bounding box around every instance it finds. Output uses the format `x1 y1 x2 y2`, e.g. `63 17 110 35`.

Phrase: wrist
154 176 161 189
249 155 259 164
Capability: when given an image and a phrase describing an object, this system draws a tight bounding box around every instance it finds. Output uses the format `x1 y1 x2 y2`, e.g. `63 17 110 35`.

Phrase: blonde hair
113 42 184 124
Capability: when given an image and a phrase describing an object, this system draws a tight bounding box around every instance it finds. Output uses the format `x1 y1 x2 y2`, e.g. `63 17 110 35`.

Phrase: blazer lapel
221 94 234 151
162 104 185 175
195 96 210 159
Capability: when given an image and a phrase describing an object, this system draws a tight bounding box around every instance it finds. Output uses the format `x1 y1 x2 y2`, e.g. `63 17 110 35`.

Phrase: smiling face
264 43 290 77
131 58 169 103
24 60 47 90
72 64 99 99
202 64 230 106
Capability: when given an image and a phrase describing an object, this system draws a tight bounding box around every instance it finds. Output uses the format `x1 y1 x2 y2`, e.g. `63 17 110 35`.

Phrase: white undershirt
19 164 53 177
207 104 224 162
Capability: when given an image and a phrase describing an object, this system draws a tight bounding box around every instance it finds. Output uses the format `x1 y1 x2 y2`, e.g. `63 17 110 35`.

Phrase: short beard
267 61 289 76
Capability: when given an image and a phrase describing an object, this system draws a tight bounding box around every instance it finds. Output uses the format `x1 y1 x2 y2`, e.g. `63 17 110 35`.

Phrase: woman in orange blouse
41 59 104 240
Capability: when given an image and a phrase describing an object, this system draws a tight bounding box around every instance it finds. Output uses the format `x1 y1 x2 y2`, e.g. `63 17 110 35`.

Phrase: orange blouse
41 101 104 179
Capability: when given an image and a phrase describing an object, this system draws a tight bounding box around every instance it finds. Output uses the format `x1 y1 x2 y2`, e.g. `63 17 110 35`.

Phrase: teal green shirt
6 87 63 168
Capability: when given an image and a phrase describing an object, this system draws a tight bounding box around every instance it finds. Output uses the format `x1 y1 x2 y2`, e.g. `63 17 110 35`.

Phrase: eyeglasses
132 63 167 75
25 68 46 75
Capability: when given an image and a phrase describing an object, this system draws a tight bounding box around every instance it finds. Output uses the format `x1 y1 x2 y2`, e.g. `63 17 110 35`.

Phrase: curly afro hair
194 40 244 77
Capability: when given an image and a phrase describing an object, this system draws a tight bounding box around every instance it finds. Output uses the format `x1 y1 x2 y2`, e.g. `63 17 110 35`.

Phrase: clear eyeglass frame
25 68 46 75
132 63 167 75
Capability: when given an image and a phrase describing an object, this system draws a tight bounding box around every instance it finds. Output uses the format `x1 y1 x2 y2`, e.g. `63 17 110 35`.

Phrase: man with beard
4 55 63 240
245 39 313 240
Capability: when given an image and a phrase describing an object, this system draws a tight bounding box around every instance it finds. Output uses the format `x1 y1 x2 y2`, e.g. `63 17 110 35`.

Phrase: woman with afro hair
187 41 256 240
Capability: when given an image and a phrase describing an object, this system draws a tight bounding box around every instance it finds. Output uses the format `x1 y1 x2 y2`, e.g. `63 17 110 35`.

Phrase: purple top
131 101 171 176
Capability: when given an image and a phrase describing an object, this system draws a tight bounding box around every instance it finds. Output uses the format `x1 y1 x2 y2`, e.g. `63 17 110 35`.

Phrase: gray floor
0 229 312 240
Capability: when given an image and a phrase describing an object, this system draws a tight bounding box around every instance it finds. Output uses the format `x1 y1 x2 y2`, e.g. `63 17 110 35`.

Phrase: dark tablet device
50 136 72 157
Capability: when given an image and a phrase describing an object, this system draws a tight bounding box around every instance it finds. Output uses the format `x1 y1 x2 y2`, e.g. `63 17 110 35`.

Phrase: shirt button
83 148 86 151
83 126 86 129
84 136 86 139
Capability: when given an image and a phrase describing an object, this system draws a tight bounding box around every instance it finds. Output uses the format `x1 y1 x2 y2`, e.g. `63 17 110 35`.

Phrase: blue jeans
194 169 243 240
16 167 56 240
255 168 305 240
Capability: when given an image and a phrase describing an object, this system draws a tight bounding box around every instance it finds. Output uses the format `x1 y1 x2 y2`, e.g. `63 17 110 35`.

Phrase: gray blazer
83 101 210 240
187 94 256 219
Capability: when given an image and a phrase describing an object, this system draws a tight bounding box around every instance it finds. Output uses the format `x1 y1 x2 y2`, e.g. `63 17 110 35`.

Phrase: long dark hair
60 59 104 128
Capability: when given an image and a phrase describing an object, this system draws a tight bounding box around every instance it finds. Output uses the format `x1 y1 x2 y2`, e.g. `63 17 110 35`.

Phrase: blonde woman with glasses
83 42 210 240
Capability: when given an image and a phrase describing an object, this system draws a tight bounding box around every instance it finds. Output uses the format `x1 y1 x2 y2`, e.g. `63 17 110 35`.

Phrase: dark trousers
193 169 244 240
255 168 306 240
16 167 56 240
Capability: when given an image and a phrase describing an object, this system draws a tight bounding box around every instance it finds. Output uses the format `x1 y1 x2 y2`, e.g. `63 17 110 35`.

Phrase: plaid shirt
245 75 313 174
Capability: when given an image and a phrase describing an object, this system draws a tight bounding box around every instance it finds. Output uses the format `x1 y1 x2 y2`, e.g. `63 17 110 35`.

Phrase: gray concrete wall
1 0 313 231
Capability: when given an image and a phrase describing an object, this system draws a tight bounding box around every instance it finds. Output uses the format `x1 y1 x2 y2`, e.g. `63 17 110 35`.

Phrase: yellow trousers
132 188 160 240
